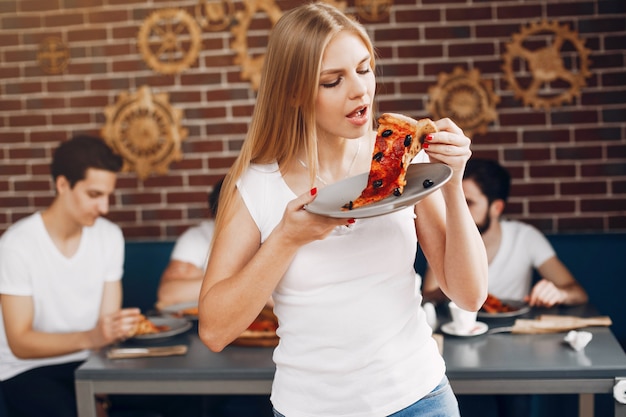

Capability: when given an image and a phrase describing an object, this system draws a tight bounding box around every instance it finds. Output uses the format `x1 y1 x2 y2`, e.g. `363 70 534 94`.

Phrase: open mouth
348 106 367 119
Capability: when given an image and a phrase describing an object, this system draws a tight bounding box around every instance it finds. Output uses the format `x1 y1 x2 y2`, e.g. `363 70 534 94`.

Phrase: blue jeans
272 376 459 417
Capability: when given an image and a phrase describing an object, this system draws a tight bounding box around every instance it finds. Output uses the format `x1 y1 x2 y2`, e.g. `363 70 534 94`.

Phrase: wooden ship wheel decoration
427 67 500 138
195 0 235 31
137 8 202 75
230 0 346 91
37 37 70 75
355 0 393 22
502 19 592 110
101 86 188 180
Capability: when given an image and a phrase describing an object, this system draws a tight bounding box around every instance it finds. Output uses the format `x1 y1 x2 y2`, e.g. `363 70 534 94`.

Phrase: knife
107 345 188 359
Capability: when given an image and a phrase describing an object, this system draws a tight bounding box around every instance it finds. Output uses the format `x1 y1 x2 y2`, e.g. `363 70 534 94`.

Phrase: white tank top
238 161 445 417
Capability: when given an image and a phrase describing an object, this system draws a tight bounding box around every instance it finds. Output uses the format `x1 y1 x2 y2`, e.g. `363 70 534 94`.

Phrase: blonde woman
199 3 488 416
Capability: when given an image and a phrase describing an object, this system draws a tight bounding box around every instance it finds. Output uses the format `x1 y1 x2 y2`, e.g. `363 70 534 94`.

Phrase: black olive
373 179 383 188
393 187 402 196
381 129 393 137
423 179 434 188
373 152 384 162
404 135 412 147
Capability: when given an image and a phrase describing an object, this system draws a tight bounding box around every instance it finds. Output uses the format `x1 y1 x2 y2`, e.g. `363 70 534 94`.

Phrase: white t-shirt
170 220 214 271
237 157 444 417
0 212 124 381
488 219 555 300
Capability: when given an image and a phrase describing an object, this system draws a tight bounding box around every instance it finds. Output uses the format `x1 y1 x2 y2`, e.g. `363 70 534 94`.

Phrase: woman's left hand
424 118 472 185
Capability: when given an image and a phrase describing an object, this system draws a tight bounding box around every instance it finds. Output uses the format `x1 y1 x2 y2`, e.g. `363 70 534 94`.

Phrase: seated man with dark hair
0 135 142 417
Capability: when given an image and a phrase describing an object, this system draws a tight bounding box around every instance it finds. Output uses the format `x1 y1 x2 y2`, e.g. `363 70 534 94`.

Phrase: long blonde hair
215 2 376 237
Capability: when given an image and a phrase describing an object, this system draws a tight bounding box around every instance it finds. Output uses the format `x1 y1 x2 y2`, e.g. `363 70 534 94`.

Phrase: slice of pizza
343 113 438 210
133 315 171 335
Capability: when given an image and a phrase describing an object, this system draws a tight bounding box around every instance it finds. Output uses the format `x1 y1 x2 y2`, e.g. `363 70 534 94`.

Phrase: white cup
448 301 477 334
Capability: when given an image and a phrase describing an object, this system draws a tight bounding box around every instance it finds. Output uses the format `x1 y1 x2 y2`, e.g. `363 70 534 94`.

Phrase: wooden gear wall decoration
502 19 592 110
101 86 188 180
37 37 70 75
355 0 393 22
137 8 202 75
427 67 500 138
195 0 235 31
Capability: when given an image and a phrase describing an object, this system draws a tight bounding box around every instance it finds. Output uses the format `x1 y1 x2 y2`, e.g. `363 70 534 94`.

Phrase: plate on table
440 321 488 337
305 163 453 219
159 301 199 320
132 317 192 340
477 299 531 319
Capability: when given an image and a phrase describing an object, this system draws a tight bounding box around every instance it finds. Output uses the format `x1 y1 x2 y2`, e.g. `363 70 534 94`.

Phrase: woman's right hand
275 187 354 247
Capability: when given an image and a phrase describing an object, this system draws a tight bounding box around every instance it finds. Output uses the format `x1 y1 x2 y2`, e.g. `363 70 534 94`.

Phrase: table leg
579 394 593 417
75 380 97 417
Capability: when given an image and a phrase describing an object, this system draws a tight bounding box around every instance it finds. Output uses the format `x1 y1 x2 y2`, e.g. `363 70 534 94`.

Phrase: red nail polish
426 134 433 141
347 218 355 224
423 142 429 149
310 187 317 196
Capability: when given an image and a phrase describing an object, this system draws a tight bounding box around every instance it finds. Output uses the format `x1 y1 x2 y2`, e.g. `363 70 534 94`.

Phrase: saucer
440 321 488 337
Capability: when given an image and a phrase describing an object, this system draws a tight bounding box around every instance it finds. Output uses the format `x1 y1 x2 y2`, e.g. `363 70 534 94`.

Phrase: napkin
511 315 612 334
107 345 188 359
564 330 593 351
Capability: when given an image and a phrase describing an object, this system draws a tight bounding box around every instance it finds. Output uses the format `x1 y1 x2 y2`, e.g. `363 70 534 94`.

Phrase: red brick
581 198 626 211
581 162 626 177
51 113 92 125
67 29 107 42
88 9 130 24
1 15 42 30
530 200 576 213
47 80 86 93
497 4 543 19
530 164 576 178
8 114 47 128
14 180 51 192
121 193 162 205
561 180 607 195
499 112 547 127
504 147 552 162
142 208 184 221
446 6 492 21
18 0 60 12
449 42 495 58
0 163 28 176
557 217 605 232
69 95 109 108
43 12 83 27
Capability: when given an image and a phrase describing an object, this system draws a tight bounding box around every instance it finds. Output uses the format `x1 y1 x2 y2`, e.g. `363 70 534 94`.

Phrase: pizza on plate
133 315 171 336
481 293 517 314
343 113 438 210
232 306 279 347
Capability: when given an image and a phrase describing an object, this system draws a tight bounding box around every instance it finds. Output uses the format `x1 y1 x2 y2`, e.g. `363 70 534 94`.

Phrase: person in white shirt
0 135 141 417
423 157 588 307
157 178 222 309
197 4 488 417
422 157 588 417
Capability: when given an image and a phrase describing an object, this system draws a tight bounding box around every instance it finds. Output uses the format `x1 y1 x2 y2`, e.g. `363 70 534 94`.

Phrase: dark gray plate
132 317 192 340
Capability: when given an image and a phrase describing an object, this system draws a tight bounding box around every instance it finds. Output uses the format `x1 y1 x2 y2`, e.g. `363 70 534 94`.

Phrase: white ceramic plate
477 299 531 319
132 317 192 340
440 321 488 337
159 301 199 320
305 163 453 219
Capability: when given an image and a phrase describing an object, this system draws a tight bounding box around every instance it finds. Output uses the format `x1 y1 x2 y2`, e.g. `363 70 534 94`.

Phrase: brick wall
1 0 625 240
